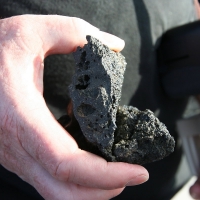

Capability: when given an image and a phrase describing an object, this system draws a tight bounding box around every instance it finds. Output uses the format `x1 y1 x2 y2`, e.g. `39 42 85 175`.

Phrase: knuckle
1 146 12 163
0 16 26 37
53 159 74 182
1 108 18 135
32 175 52 199
71 17 84 26
0 15 42 52
0 109 25 155
0 141 25 177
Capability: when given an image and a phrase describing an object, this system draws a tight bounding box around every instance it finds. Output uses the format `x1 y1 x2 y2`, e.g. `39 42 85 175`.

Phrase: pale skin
0 15 149 200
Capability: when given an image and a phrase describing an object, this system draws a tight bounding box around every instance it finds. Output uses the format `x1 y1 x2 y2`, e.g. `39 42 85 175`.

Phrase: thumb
190 178 200 199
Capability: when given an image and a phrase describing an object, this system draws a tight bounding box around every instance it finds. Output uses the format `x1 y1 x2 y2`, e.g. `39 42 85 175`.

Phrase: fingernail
126 175 149 186
99 31 125 52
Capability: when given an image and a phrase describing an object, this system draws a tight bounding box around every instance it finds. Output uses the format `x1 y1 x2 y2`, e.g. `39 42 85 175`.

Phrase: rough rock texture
113 106 175 164
68 36 126 161
59 36 175 165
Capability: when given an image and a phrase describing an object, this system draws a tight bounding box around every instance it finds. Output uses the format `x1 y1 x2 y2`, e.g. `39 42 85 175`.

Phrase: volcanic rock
59 36 175 165
113 105 175 164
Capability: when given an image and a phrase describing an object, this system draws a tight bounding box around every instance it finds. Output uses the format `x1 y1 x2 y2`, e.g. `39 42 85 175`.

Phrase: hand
0 15 149 200
190 177 200 199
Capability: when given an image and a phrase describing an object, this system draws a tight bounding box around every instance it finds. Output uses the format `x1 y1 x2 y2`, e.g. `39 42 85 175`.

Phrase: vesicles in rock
68 35 126 161
113 106 175 164
59 36 175 165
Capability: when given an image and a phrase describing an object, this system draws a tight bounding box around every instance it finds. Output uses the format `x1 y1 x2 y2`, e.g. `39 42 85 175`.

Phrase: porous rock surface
114 106 175 164
60 36 175 165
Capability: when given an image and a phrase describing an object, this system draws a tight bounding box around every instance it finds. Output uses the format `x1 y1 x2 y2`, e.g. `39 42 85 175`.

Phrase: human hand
0 15 149 200
190 177 200 199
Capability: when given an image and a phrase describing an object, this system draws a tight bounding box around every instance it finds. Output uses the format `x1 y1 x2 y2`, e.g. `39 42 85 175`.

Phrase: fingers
190 178 200 199
1 15 124 55
20 153 124 200
92 31 125 53
16 104 148 190
56 149 149 189
23 15 125 54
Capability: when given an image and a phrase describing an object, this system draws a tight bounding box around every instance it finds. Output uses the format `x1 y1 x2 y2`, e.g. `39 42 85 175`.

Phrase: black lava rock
59 36 175 165
68 36 126 161
113 106 175 164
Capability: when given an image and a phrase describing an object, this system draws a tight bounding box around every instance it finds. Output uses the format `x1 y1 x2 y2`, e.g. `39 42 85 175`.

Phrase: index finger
29 15 125 55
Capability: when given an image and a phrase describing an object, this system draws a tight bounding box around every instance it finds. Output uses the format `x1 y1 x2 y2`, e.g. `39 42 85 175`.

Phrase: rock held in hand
59 36 175 165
